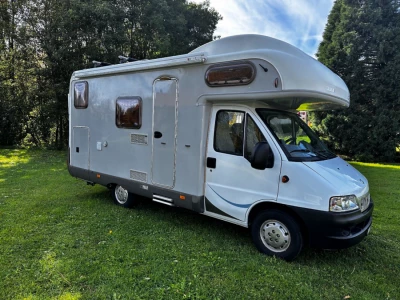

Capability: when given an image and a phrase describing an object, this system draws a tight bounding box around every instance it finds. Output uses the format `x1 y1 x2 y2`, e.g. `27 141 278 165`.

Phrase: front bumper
292 200 374 249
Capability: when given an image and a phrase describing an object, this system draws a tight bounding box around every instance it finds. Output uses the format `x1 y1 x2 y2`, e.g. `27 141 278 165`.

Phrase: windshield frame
256 108 336 162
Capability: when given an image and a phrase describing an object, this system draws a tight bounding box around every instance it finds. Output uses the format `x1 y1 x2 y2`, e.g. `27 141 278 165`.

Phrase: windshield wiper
289 149 311 154
313 149 334 159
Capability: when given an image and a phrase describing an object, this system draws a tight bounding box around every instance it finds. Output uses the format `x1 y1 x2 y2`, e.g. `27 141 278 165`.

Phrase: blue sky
191 0 334 57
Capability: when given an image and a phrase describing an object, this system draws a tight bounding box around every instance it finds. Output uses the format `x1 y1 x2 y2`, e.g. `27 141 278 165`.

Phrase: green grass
0 150 399 300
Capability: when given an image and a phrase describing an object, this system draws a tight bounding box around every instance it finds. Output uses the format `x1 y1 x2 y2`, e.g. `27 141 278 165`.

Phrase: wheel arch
247 201 309 244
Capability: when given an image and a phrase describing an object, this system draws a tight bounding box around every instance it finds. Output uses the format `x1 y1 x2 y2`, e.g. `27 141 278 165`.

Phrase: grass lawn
0 149 399 300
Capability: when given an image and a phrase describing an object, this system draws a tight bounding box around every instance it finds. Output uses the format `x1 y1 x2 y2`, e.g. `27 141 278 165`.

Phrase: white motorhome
68 35 373 260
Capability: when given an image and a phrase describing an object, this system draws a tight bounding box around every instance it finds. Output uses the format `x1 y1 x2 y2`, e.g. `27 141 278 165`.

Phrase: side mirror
251 142 274 170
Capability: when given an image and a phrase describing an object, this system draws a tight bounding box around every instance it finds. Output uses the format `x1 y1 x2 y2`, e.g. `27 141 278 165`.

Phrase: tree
0 0 37 146
0 0 221 148
312 0 400 162
122 0 221 59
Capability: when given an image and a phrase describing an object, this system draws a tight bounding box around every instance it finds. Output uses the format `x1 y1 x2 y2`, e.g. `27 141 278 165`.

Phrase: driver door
204 106 281 222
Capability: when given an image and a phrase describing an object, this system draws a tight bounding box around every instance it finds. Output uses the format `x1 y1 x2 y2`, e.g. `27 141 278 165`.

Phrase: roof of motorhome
72 34 349 110
191 35 350 109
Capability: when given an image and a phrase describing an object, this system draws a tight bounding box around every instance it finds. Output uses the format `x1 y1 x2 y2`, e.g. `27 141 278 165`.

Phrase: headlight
330 195 359 212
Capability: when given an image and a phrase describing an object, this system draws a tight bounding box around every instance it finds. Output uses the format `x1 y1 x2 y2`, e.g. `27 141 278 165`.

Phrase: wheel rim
115 185 129 204
259 219 291 252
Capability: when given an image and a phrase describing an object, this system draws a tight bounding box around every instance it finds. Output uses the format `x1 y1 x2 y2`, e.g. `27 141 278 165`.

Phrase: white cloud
190 0 334 56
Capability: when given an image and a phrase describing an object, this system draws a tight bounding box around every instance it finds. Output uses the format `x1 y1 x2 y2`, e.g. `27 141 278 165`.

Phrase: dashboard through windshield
256 109 336 161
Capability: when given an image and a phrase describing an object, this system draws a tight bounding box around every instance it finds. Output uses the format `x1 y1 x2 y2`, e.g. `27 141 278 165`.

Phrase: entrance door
204 107 281 222
151 78 178 188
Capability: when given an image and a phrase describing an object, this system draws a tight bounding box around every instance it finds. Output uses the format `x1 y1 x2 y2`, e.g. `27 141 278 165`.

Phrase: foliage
0 149 400 299
0 0 221 149
311 0 400 162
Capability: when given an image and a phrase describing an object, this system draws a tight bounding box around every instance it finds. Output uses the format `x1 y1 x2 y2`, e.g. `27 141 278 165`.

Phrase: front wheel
112 185 136 208
251 210 303 261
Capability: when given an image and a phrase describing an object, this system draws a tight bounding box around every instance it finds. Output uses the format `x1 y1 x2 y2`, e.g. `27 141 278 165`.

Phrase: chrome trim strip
153 199 175 206
153 194 173 202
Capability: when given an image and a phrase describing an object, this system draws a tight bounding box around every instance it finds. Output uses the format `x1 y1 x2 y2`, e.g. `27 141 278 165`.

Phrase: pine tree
313 0 400 162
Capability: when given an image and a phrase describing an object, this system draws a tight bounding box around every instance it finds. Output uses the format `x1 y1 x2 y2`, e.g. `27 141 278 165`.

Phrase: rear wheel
251 210 303 261
112 185 136 208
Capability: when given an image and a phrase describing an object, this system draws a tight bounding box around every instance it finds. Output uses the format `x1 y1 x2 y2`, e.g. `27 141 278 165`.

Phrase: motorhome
68 35 373 261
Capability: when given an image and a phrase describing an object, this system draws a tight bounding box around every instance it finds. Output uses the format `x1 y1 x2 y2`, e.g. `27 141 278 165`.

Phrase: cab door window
214 110 244 155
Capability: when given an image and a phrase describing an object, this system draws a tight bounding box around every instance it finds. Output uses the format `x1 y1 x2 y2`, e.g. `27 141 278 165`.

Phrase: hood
302 157 369 196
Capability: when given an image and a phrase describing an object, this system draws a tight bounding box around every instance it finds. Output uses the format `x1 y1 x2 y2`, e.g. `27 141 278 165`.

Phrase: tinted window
205 62 256 87
74 81 88 109
116 97 142 129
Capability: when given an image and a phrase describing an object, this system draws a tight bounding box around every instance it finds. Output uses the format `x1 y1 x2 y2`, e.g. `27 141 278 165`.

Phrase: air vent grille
130 170 147 182
130 134 148 145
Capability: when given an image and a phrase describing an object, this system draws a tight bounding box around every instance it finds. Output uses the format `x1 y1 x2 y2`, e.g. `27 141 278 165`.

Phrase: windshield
256 109 336 162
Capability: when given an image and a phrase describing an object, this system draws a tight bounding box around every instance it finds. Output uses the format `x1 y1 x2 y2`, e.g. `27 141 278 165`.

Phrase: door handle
154 131 162 138
207 157 216 169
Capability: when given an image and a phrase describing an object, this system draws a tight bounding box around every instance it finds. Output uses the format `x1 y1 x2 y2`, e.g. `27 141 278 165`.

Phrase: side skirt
201 211 248 227
67 164 204 213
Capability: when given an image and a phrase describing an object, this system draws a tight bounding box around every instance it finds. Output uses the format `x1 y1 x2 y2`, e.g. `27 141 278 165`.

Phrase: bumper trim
291 201 374 249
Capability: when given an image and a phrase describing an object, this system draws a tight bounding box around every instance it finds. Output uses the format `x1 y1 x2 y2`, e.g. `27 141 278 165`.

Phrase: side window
214 110 244 155
116 97 142 129
74 81 88 109
245 115 266 161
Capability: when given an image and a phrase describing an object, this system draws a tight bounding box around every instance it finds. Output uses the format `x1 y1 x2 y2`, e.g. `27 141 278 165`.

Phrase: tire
112 185 136 208
251 209 303 261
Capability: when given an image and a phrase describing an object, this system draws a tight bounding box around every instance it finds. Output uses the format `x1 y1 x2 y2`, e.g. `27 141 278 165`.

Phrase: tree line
1 0 399 161
0 0 221 148
313 0 400 162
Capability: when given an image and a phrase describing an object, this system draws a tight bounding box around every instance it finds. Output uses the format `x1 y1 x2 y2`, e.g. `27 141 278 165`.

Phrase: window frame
213 110 245 156
256 108 336 162
74 81 89 109
205 61 256 87
115 96 143 129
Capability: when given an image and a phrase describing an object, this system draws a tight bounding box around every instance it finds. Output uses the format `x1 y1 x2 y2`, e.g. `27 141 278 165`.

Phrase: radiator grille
130 170 147 183
130 134 148 145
